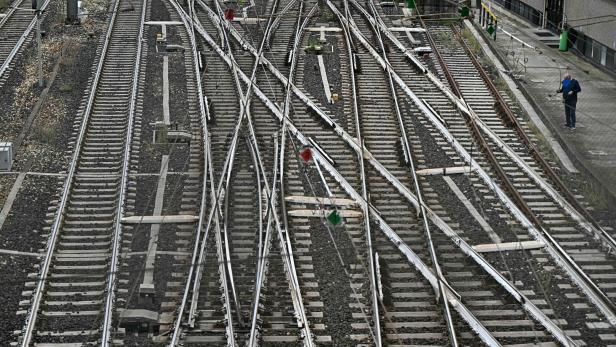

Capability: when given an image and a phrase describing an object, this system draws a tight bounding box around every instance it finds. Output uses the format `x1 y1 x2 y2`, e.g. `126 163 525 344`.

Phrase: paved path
470 3 616 199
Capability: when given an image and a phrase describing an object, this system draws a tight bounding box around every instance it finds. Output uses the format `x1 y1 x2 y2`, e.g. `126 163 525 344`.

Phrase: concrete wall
565 0 616 49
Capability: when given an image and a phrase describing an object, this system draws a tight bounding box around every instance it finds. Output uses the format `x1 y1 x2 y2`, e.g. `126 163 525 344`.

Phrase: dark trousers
565 100 577 127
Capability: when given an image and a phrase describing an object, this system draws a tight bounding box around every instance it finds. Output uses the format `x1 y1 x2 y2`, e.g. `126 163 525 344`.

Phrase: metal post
561 0 566 30
66 0 78 23
542 0 547 28
36 9 43 87
479 5 483 26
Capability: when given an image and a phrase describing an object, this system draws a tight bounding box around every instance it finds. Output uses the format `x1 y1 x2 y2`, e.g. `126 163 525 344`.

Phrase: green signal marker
327 210 342 226
486 25 495 35
459 6 469 17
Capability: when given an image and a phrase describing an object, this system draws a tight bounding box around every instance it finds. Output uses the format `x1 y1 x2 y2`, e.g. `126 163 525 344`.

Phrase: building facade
485 0 616 72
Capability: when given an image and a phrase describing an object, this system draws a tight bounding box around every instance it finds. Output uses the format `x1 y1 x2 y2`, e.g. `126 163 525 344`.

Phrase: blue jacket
558 79 581 102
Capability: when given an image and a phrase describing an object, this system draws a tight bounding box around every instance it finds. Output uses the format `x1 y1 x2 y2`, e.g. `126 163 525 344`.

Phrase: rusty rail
419 18 545 228
450 24 616 252
419 18 616 326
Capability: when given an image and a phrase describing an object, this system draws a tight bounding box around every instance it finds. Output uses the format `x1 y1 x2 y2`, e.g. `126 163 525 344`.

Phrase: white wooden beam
473 241 545 253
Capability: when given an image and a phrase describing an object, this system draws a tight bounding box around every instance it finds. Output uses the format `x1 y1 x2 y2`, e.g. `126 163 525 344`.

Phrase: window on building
585 37 594 58
593 41 603 63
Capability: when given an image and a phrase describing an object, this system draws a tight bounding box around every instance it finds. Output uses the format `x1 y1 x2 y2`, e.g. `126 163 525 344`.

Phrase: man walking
557 73 582 129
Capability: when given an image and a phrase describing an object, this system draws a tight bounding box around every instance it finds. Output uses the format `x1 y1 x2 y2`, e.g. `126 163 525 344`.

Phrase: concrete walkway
470 3 616 199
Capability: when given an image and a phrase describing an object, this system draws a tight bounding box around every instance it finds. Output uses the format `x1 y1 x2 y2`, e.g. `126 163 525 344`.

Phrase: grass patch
460 28 481 55
581 180 610 211
525 121 557 163
320 5 334 21
436 31 453 42
59 43 79 67
59 84 72 92
31 119 57 144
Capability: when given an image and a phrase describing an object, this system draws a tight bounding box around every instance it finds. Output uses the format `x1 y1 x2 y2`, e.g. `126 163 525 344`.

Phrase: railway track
0 0 50 86
14 0 146 344
184 1 534 345
193 1 492 345
340 0 616 344
333 3 551 345
109 0 208 344
3 0 615 345
189 0 616 342
167 0 320 344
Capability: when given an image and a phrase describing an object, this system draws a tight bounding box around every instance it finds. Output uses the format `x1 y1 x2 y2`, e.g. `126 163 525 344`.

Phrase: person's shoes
564 124 571 127
571 127 576 130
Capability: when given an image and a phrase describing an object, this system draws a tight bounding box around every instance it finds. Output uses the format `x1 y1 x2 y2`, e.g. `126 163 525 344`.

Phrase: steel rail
204 0 314 344
373 1 616 328
336 1 382 345
277 0 305 245
212 0 288 342
451 23 616 253
336 0 616 330
191 8 579 344
212 0 283 340
217 32 500 343
415 12 566 346
178 12 245 337
264 0 298 47
101 0 148 343
182 132 238 345
187 15 501 345
329 2 587 344
194 4 315 342
0 0 22 29
212 1 250 326
165 0 218 345
241 73 315 347
241 47 315 347
184 37 245 339
275 3 318 345
187 59 245 345
175 70 242 344
169 2 301 344
363 2 459 345
247 131 277 346
247 122 315 346
212 190 238 346
353 0 615 256
18 0 124 343
0 0 52 80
